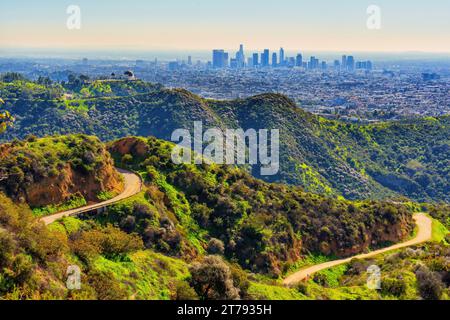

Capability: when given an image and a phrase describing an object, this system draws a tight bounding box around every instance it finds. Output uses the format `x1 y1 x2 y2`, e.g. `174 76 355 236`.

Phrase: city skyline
1 0 450 53
210 45 372 72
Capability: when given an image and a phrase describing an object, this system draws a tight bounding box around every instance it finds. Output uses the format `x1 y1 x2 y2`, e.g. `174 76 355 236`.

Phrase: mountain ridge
1 78 448 202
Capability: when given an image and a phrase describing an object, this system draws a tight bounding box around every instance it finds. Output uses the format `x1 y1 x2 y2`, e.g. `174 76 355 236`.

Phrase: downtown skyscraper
261 49 270 67
279 48 285 66
236 44 245 68
272 52 278 67
212 49 229 68
252 53 259 67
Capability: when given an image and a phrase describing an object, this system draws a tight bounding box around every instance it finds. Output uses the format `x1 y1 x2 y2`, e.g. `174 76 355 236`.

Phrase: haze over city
1 0 450 54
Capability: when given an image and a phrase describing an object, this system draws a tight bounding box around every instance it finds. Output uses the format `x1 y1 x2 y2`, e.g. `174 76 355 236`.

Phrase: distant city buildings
296 54 303 67
10 52 446 120
356 61 373 71
308 56 319 69
334 60 340 69
279 48 285 66
342 55 347 70
236 44 245 68
212 49 229 69
209 45 373 73
422 72 440 81
262 49 270 67
168 61 179 71
252 53 259 67
272 52 278 67
346 56 355 72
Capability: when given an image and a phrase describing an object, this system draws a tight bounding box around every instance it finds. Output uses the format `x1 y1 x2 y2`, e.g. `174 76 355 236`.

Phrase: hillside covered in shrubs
1 76 448 203
281 243 449 300
107 136 417 274
1 134 436 300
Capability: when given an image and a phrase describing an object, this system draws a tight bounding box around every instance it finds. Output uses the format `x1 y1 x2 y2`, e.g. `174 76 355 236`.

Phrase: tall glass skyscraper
252 53 259 67
279 48 285 66
347 55 355 71
296 54 303 67
212 49 229 68
262 49 270 67
236 44 245 68
341 55 347 71
272 52 278 67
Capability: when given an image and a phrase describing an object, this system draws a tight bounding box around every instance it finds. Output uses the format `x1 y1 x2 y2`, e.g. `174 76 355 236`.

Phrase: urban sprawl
1 44 448 121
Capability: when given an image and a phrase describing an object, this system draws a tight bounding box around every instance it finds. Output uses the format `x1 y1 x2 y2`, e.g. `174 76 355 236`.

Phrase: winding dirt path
41 168 142 225
283 213 432 286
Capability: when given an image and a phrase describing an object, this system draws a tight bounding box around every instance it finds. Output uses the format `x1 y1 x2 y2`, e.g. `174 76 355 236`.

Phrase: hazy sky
1 0 449 53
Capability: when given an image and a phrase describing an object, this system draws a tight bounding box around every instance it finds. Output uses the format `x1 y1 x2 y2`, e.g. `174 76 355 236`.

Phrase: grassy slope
92 250 188 300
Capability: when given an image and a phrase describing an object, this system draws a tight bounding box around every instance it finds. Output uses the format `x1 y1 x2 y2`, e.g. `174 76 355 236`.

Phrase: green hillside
107 136 416 275
1 77 449 203
1 134 435 300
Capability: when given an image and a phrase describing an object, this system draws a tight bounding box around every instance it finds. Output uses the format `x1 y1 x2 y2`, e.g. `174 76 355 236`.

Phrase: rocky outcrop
23 161 123 207
108 137 149 159
0 135 124 208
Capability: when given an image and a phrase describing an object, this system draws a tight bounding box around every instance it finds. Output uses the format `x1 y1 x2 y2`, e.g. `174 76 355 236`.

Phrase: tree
189 255 240 300
381 277 407 297
79 74 90 83
0 98 14 134
416 266 443 300
0 232 15 268
207 238 225 255
37 76 53 86
99 225 144 258
174 281 199 300
229 263 250 299
87 271 128 300
0 72 26 82
121 154 133 165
